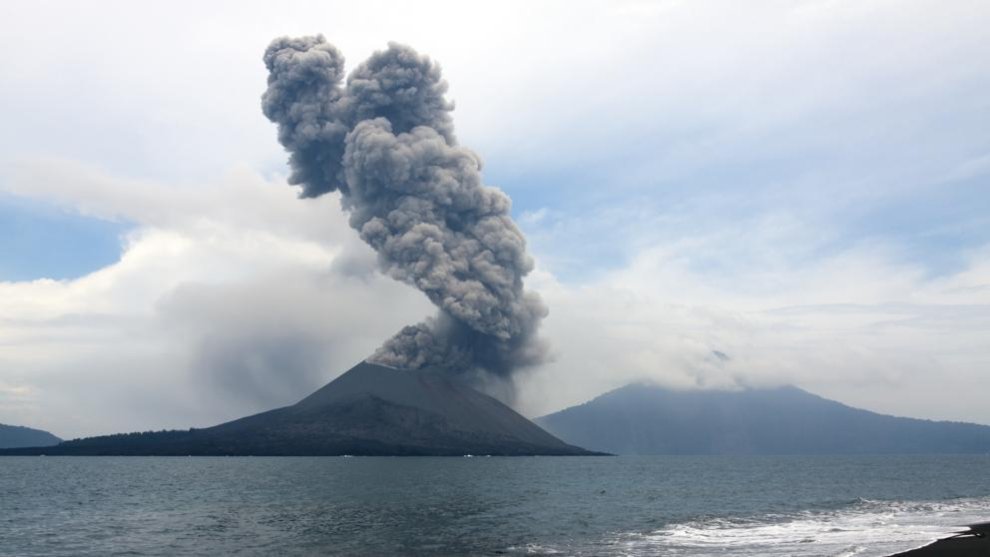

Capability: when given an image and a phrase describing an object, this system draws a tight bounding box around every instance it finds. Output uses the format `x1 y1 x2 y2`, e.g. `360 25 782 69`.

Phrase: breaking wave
601 496 990 556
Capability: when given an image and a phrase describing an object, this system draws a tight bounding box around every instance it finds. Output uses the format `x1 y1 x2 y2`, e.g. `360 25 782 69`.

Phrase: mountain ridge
0 423 61 449
536 383 990 455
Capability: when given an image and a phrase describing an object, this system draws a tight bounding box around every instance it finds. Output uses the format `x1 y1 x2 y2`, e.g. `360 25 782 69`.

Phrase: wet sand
889 530 989 556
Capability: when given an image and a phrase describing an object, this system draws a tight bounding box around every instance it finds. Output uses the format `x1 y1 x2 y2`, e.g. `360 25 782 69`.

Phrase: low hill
1 362 597 456
536 384 990 455
0 423 61 449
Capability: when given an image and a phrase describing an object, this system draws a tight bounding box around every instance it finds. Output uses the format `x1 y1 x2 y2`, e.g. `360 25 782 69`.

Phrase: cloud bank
0 161 431 436
1 158 988 438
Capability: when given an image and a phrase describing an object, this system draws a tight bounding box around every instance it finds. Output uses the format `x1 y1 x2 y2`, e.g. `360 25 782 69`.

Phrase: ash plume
262 35 548 380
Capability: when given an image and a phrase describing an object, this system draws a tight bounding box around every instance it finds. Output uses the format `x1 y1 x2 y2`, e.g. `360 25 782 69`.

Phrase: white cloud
515 238 990 425
2 1 985 188
0 161 432 437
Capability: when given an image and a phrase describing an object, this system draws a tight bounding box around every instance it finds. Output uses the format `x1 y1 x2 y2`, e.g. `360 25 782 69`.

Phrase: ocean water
1 455 989 556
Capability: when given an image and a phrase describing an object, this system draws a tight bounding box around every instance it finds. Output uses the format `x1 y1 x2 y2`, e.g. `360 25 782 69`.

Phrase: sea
2 455 989 556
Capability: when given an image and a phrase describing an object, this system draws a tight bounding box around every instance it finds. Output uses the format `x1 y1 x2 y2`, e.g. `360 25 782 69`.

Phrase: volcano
537 383 990 455
2 362 597 456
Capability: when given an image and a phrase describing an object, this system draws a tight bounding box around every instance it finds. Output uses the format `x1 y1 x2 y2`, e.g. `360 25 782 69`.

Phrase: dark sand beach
890 522 990 556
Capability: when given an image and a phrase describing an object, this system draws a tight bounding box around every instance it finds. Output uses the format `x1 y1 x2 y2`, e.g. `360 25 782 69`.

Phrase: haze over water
4 455 989 556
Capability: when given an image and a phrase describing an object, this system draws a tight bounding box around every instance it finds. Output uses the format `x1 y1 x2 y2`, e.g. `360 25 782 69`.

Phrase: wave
599 496 990 557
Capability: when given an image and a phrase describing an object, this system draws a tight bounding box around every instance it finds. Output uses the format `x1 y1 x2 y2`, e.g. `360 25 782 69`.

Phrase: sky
0 0 988 439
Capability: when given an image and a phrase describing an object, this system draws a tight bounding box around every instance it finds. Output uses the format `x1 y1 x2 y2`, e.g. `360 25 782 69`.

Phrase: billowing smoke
261 35 548 380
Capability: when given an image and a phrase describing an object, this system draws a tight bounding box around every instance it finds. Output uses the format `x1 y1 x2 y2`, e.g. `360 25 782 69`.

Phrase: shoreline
889 522 989 556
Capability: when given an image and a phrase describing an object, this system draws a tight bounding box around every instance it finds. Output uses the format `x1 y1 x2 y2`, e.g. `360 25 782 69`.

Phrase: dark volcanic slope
537 383 990 455
3 362 595 456
0 423 61 449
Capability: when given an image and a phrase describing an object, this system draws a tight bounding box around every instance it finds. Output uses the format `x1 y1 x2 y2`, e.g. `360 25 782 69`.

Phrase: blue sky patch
0 195 129 282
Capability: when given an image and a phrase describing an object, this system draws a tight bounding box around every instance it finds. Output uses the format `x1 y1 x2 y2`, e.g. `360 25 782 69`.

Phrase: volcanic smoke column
261 35 548 380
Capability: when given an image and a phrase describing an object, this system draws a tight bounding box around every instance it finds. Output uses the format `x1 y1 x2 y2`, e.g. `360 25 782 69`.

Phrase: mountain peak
2 361 598 456
537 383 990 455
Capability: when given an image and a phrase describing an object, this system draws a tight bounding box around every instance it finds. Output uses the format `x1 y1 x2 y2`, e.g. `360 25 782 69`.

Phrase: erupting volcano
0 37 597 457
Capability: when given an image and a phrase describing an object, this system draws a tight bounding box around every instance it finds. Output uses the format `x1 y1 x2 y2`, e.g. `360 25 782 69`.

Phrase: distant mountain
536 384 990 455
1 362 598 456
0 423 61 449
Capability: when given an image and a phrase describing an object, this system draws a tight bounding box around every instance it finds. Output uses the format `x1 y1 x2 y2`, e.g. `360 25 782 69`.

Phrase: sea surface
2 455 989 556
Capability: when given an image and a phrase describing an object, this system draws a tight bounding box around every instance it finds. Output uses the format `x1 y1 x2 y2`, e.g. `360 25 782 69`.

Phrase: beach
890 527 990 556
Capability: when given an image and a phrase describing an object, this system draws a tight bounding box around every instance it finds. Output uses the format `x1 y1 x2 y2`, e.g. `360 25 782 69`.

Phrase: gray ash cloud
262 35 548 380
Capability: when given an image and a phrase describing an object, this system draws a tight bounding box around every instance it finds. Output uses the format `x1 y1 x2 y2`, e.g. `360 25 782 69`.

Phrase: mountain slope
0 423 61 449
536 384 990 455
1 362 596 456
